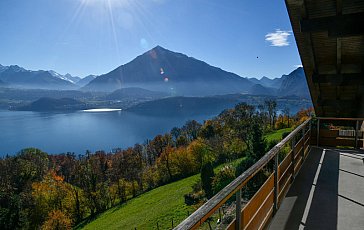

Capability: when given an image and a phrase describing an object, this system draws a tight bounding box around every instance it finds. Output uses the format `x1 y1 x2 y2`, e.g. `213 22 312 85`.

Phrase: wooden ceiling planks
285 0 364 118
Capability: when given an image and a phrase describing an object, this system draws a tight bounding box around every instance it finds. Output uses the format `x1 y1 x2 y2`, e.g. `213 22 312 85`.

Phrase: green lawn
78 175 199 230
264 127 293 143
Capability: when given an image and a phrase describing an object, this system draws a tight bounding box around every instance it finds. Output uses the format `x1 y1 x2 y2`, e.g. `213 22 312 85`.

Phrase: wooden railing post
309 119 312 147
355 120 359 149
291 135 296 181
302 126 305 160
273 152 279 213
236 189 242 230
316 118 320 147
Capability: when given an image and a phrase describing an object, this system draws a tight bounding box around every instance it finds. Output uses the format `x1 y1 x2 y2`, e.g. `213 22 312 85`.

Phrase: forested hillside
0 101 312 229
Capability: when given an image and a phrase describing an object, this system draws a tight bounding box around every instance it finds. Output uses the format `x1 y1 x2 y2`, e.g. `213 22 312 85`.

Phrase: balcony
175 117 364 229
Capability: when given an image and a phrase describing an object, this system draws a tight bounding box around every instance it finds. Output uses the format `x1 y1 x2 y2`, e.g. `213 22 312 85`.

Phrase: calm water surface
0 110 210 156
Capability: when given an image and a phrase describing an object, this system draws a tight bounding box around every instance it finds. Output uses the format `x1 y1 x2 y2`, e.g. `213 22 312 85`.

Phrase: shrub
282 131 291 140
212 165 235 194
184 180 205 205
201 162 215 199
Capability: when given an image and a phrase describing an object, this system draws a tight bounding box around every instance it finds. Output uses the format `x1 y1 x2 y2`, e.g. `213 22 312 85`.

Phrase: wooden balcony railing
175 118 312 230
313 117 364 148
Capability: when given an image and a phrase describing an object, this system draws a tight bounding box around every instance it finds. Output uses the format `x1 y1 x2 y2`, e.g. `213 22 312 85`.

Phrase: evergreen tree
200 162 215 199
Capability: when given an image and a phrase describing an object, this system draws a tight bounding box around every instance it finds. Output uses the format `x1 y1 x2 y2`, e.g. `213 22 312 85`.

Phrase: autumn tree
170 147 199 178
0 148 49 229
264 99 277 129
41 210 72 230
157 145 176 182
283 107 291 127
182 120 202 142
31 171 75 227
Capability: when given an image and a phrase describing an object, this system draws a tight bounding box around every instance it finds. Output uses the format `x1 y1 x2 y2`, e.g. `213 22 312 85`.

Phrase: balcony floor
269 147 364 230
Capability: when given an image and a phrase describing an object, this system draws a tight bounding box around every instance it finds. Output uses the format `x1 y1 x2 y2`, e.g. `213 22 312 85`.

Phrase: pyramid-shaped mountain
83 46 254 95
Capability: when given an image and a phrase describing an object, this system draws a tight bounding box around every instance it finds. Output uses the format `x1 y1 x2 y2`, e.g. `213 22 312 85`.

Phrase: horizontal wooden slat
242 174 274 226
278 150 293 179
227 174 274 230
319 137 356 146
304 145 310 157
245 191 274 230
294 147 303 160
304 135 310 147
259 206 274 230
294 137 304 154
294 157 303 175
279 162 292 196
278 173 292 204
320 129 339 138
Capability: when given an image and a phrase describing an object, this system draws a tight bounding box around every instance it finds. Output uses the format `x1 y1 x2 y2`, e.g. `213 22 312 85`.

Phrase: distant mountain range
77 75 97 87
0 46 309 98
249 76 284 89
0 65 96 90
248 67 309 98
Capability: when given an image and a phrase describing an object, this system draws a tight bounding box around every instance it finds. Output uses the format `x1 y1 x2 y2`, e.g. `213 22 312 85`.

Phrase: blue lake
0 110 210 156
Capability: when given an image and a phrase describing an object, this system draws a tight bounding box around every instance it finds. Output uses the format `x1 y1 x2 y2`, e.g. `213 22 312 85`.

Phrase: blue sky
0 0 302 78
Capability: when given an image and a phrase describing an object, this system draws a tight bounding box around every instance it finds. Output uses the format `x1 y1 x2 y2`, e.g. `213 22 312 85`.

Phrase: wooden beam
300 12 364 37
317 99 359 109
312 73 364 86
285 0 304 5
336 0 342 15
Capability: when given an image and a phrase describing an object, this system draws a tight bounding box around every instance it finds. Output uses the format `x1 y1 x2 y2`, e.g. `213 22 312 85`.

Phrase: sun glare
81 0 131 8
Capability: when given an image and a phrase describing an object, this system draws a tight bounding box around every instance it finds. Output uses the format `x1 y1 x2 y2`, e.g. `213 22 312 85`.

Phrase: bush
212 165 235 194
266 139 279 152
184 180 205 205
184 191 205 205
282 131 291 140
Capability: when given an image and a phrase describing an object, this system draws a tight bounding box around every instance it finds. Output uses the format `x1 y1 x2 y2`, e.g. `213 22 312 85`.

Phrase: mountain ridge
0 47 309 98
83 46 254 95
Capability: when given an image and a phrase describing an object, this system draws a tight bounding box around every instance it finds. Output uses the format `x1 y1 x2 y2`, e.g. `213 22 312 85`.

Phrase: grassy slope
79 175 199 230
80 128 291 229
264 127 293 142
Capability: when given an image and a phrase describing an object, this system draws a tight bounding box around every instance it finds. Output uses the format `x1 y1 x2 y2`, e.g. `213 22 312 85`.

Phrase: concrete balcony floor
269 147 364 230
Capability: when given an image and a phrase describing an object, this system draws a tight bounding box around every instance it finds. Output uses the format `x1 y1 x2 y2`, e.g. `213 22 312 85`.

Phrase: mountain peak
83 46 253 94
152 45 167 51
289 66 304 75
8 65 25 72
